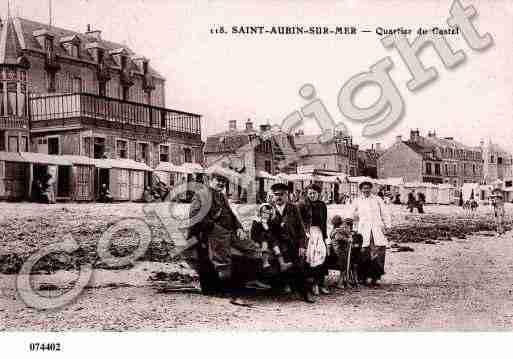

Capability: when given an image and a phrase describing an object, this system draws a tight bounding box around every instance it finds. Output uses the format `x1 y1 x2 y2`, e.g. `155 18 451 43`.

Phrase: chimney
375 142 382 151
85 26 102 41
480 139 485 148
245 119 253 131
229 120 237 131
396 135 402 143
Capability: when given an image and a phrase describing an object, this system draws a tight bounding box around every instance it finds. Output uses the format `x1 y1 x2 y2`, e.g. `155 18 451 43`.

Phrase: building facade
378 130 483 186
480 139 513 185
0 17 202 169
293 132 358 175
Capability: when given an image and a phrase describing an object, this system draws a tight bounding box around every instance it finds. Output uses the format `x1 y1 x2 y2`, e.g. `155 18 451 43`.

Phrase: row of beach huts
0 151 498 204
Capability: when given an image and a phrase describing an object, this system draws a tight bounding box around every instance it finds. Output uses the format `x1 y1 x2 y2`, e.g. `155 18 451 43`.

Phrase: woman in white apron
299 184 329 296
350 181 392 286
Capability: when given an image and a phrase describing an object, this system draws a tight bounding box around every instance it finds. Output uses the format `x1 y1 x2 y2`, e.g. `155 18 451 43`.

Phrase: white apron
306 226 327 268
351 194 392 247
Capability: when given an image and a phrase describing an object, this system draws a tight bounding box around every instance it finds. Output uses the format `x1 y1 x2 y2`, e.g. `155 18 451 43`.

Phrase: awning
0 151 27 163
181 162 204 174
348 176 379 184
255 170 276 179
20 152 72 166
59 155 95 166
377 177 404 186
94 159 153 171
155 162 204 174
155 162 183 172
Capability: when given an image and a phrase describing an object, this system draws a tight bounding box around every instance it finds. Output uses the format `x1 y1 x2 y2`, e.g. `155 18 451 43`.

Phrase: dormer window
60 35 81 58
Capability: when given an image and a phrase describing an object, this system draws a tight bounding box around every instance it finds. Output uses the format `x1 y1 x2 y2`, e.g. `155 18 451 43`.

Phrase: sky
4 0 513 152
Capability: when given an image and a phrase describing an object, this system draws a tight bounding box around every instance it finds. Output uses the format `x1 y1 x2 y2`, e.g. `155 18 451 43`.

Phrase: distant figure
417 192 425 214
491 189 506 236
407 190 417 213
99 184 114 203
393 193 401 205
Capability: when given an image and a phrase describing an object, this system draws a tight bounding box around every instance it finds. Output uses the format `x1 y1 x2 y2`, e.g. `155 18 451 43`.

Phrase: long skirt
358 230 386 282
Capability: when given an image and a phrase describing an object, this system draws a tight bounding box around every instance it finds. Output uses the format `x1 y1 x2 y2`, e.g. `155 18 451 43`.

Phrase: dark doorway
48 137 59 155
57 166 71 198
97 168 110 198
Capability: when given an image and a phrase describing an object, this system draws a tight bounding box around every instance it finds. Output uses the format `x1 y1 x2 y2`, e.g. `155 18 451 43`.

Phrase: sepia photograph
1 0 513 355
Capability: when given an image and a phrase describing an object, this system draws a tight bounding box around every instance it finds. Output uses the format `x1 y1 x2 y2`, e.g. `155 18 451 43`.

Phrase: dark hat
271 182 288 192
305 183 322 193
359 181 373 189
343 218 354 226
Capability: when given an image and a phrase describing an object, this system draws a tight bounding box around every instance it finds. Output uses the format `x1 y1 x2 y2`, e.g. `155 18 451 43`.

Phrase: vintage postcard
1 0 513 355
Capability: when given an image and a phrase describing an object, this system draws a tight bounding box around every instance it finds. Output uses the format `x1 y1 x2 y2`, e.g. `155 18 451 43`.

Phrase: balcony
0 117 29 130
29 93 201 141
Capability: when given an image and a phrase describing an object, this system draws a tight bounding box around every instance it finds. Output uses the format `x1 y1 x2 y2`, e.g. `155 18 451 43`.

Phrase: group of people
406 189 425 214
188 170 392 306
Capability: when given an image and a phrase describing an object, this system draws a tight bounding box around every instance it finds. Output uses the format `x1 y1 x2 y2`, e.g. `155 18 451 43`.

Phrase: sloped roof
403 141 442 161
11 17 164 79
204 129 258 153
0 17 24 65
94 158 153 171
300 142 339 156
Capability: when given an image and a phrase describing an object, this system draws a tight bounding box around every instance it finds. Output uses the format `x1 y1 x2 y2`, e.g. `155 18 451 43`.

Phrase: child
330 215 361 289
250 203 293 272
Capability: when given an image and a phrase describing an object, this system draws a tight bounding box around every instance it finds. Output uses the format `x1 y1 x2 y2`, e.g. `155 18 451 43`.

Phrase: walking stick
345 237 352 286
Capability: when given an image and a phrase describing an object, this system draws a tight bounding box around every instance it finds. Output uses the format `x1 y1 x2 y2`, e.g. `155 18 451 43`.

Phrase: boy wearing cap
269 182 315 303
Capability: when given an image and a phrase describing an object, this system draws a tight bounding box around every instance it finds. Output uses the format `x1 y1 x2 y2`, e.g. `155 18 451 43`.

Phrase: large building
480 139 513 185
293 132 359 176
0 17 202 169
378 130 483 186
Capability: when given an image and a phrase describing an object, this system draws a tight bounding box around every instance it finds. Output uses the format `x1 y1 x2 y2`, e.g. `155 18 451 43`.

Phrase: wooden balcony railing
29 92 201 139
0 117 29 130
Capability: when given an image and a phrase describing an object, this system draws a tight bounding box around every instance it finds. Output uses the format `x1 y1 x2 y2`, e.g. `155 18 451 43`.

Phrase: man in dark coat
188 168 264 306
407 190 417 213
269 182 314 303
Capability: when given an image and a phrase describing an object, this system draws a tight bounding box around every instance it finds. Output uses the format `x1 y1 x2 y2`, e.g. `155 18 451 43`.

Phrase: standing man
407 189 417 213
269 182 315 303
188 168 264 306
350 181 392 287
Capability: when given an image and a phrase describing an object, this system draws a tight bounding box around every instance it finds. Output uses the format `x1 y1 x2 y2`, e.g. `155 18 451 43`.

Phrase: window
435 163 440 175
48 137 59 155
491 155 495 163
99 81 107 97
144 91 151 105
506 181 512 188
453 164 457 175
122 86 130 101
116 140 128 159
498 157 503 165
184 148 192 163
47 71 56 92
265 160 272 174
93 137 106 159
444 164 448 175
137 142 149 164
20 136 28 152
8 136 18 152
73 77 82 93
425 162 432 175
160 145 169 162
71 45 79 57
473 164 476 175
83 137 92 157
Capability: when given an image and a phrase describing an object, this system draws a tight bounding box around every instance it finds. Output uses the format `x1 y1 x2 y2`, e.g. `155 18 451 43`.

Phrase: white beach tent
437 183 455 205
461 182 480 201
